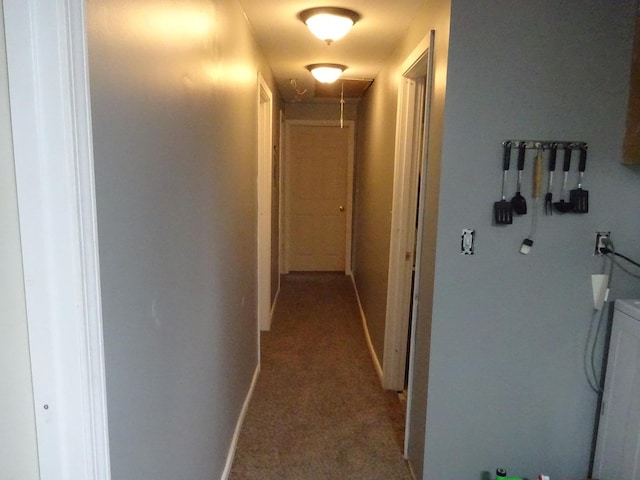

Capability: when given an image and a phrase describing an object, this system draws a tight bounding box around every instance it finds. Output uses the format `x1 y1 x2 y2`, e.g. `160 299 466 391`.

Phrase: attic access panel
314 78 374 99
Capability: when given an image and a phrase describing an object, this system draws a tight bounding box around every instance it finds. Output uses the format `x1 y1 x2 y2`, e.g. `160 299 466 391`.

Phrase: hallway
6 1 640 478
230 273 412 479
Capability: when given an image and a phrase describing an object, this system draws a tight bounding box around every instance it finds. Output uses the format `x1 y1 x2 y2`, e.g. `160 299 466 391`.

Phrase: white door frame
402 32 436 459
382 67 425 391
3 0 110 479
282 120 355 275
383 33 434 393
257 75 273 331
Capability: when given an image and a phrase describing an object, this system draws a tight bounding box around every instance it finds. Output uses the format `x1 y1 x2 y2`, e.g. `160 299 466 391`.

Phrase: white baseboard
349 274 384 386
407 459 418 480
270 283 281 320
260 282 281 332
220 363 260 480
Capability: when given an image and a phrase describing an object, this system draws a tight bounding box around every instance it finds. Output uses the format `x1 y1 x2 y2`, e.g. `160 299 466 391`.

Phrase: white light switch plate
461 229 475 255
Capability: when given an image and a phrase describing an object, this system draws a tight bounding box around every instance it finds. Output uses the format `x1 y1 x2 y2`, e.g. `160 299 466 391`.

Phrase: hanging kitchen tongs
494 141 513 224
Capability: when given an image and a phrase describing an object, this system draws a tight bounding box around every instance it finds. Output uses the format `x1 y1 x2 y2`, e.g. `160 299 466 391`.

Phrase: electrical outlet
594 232 610 255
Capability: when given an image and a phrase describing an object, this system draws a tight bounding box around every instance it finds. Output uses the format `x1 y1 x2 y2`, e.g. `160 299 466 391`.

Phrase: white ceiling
238 0 424 103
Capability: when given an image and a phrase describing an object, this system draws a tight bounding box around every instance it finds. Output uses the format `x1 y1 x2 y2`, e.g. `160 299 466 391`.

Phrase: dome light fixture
306 63 347 83
298 7 360 45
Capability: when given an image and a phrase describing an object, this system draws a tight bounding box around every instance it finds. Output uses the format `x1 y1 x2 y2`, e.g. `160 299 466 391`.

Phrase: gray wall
357 0 640 478
354 2 451 477
86 0 278 477
0 6 40 479
353 79 395 360
422 1 640 478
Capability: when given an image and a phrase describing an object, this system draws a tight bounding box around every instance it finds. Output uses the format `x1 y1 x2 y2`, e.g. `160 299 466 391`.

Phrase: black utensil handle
562 146 572 172
517 143 526 171
502 142 511 171
548 144 557 171
579 146 587 172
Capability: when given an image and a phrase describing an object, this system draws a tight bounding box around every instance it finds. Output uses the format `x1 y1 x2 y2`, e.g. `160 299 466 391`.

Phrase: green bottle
496 468 523 480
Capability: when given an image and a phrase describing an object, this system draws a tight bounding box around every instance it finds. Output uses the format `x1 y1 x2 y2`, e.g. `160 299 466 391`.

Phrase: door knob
339 205 344 211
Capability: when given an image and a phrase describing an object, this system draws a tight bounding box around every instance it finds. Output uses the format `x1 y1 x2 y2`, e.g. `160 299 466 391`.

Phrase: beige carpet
230 272 413 480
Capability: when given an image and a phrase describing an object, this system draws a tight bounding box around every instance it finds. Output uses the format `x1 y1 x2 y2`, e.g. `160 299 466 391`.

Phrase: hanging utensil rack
493 139 589 227
502 139 587 150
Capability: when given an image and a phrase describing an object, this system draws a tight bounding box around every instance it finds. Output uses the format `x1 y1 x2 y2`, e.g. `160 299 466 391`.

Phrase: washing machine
593 299 640 479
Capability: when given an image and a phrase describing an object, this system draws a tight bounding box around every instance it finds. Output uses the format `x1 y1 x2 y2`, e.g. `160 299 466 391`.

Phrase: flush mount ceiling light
298 7 360 45
306 63 347 83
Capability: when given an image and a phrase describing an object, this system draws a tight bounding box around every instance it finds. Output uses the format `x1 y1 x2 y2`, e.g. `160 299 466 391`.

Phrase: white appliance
593 299 640 479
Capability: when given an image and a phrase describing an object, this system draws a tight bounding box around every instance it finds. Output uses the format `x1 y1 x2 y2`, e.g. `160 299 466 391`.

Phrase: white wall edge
258 73 273 331
403 29 436 463
220 364 261 480
3 0 111 478
278 108 286 275
350 274 384 386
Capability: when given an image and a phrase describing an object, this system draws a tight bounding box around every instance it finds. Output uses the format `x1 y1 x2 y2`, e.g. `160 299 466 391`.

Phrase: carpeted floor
230 272 413 480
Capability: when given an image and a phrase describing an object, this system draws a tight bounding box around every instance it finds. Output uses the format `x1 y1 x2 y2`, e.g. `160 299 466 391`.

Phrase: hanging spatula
494 141 513 224
570 146 589 213
511 142 527 215
553 146 574 213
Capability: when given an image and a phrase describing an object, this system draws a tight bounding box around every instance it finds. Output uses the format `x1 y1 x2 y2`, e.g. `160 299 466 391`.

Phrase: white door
285 122 353 272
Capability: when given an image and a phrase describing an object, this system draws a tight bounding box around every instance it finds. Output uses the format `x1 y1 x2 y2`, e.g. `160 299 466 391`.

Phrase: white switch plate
461 229 475 255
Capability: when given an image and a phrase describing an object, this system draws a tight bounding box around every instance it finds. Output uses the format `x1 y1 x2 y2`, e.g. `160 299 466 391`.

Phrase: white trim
4 0 110 478
257 74 273 331
404 30 436 459
220 364 261 480
344 124 355 276
276 108 284 295
270 283 281 320
383 77 423 391
407 460 418 480
283 119 355 274
350 275 384 385
278 109 286 275
383 33 434 391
